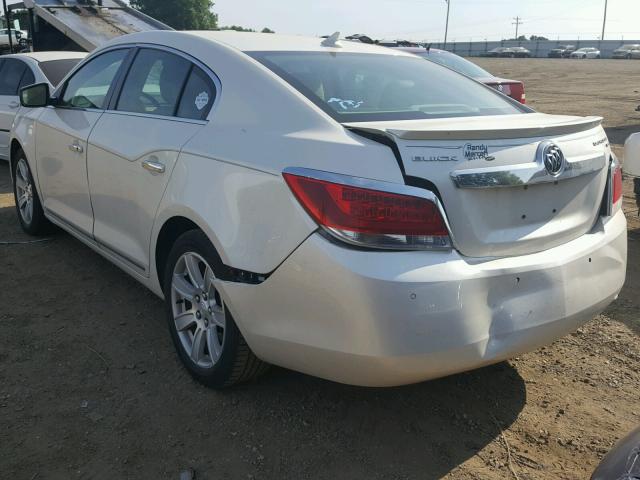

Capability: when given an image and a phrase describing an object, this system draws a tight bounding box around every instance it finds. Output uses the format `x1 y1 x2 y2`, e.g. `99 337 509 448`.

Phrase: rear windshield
39 58 83 86
414 51 492 79
249 51 524 122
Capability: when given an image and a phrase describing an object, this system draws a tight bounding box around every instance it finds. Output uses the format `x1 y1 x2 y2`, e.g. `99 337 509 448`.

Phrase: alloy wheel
15 158 34 225
171 252 226 369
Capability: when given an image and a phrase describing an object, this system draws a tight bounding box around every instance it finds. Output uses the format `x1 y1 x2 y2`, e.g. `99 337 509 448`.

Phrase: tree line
130 0 274 33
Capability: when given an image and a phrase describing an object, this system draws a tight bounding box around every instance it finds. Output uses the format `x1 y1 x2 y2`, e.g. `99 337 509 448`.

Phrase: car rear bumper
220 211 627 387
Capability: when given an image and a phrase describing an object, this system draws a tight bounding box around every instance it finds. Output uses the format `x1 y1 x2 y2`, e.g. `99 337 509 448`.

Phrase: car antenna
321 31 341 47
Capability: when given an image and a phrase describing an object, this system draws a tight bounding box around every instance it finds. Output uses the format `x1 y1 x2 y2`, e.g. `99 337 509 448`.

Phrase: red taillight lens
283 171 451 250
613 163 623 204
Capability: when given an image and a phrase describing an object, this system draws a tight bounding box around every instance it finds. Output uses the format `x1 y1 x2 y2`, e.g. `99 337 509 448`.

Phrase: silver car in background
0 51 86 161
570 47 601 59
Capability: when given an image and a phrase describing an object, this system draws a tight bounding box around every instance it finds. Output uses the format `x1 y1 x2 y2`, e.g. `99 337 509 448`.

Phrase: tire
163 229 268 388
12 150 51 235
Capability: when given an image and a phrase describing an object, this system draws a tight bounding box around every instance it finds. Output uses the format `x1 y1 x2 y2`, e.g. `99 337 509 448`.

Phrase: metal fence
428 39 640 58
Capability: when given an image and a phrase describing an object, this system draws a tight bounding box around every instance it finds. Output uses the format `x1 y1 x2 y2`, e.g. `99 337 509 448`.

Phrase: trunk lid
345 113 610 258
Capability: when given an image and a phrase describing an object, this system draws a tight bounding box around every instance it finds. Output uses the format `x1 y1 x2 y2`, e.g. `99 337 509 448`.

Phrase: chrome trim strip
282 166 456 251
450 152 606 189
45 208 147 273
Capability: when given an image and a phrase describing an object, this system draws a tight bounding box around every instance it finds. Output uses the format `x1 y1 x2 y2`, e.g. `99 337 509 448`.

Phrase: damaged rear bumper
219 211 627 387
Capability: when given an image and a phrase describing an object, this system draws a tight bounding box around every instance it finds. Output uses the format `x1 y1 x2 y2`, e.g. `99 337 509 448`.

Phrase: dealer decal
195 91 209 111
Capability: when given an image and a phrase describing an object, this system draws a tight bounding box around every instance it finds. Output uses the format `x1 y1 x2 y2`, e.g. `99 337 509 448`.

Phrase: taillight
283 168 451 250
613 162 623 204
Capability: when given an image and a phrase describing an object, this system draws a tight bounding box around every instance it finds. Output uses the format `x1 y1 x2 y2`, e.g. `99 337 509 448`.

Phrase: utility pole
2 0 13 53
443 0 450 49
601 0 608 41
512 16 523 40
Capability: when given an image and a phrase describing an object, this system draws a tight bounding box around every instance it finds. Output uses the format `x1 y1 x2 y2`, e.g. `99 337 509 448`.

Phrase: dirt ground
1 58 639 480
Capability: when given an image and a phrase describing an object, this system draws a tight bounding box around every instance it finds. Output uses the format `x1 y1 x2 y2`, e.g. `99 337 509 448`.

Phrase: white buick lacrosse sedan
10 31 626 387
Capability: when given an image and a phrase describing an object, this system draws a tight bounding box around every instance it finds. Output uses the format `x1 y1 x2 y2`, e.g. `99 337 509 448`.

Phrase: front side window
117 48 191 117
250 52 524 122
59 49 128 109
0 59 28 96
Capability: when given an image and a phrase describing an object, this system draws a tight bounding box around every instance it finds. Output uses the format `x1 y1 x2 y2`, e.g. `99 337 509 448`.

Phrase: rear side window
0 59 28 95
39 58 83 86
117 48 191 117
250 51 524 122
60 49 128 109
176 66 216 120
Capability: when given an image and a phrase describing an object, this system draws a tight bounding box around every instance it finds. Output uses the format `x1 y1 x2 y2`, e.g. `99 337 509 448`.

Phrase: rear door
0 58 34 160
35 48 130 235
87 47 215 272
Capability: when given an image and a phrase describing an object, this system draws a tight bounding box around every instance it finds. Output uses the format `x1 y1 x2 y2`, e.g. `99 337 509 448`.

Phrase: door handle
8 100 19 109
142 158 165 175
68 142 83 154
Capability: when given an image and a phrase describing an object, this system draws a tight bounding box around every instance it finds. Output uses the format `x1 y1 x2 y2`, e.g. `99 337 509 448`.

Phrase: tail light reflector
612 163 623 204
283 168 451 250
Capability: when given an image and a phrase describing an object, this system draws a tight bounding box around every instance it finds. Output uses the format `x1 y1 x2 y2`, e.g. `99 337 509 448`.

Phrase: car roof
109 31 415 56
2 51 87 62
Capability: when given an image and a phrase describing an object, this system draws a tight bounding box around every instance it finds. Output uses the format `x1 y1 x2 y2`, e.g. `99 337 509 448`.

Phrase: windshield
414 51 492 79
249 51 523 122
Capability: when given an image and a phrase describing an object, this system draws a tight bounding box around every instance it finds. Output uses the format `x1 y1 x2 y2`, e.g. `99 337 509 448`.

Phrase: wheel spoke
204 266 215 295
191 327 206 363
17 160 28 184
172 274 196 300
174 310 196 331
210 305 225 328
18 194 28 209
185 255 205 290
207 328 222 361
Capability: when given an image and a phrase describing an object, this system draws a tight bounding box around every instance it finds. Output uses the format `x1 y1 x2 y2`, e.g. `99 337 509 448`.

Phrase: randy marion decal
464 143 493 161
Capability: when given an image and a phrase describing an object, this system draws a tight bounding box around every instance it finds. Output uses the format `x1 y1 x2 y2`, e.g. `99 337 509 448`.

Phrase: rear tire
12 150 51 235
163 229 268 388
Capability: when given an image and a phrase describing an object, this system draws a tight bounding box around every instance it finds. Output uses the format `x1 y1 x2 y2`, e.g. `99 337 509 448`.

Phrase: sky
213 0 640 42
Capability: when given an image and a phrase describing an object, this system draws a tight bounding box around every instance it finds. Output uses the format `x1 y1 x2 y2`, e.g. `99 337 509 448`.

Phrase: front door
36 48 130 236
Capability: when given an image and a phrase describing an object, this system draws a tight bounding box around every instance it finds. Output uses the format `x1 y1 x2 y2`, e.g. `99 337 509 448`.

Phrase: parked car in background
398 47 526 103
612 44 640 59
11 31 626 388
509 46 531 57
548 45 576 58
0 28 21 51
0 51 86 161
481 46 513 57
623 133 640 206
571 47 601 59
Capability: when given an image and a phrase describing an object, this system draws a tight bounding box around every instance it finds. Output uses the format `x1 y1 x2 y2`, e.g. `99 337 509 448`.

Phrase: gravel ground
1 58 639 480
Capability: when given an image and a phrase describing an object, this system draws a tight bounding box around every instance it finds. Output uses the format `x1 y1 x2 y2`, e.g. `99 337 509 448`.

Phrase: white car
10 32 627 388
0 28 22 47
0 51 86 161
570 47 601 59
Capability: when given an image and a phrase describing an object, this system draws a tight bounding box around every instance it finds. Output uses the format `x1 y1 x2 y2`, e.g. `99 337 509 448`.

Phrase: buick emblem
540 142 565 176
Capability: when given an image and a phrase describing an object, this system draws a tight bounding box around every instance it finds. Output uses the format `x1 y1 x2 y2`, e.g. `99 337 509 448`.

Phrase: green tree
220 25 255 32
261 27 275 34
130 0 218 30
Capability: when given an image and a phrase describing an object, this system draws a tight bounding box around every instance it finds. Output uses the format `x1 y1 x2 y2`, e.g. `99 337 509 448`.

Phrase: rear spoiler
344 114 603 141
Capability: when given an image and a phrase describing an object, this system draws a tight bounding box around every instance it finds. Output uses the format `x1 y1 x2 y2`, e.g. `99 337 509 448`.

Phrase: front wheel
163 230 268 388
12 152 51 235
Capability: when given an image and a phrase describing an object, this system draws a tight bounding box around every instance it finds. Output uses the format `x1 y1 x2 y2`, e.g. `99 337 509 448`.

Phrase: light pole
601 0 608 41
443 0 450 49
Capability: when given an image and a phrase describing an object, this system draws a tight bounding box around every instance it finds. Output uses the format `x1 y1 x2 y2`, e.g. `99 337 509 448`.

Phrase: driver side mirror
20 83 51 108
